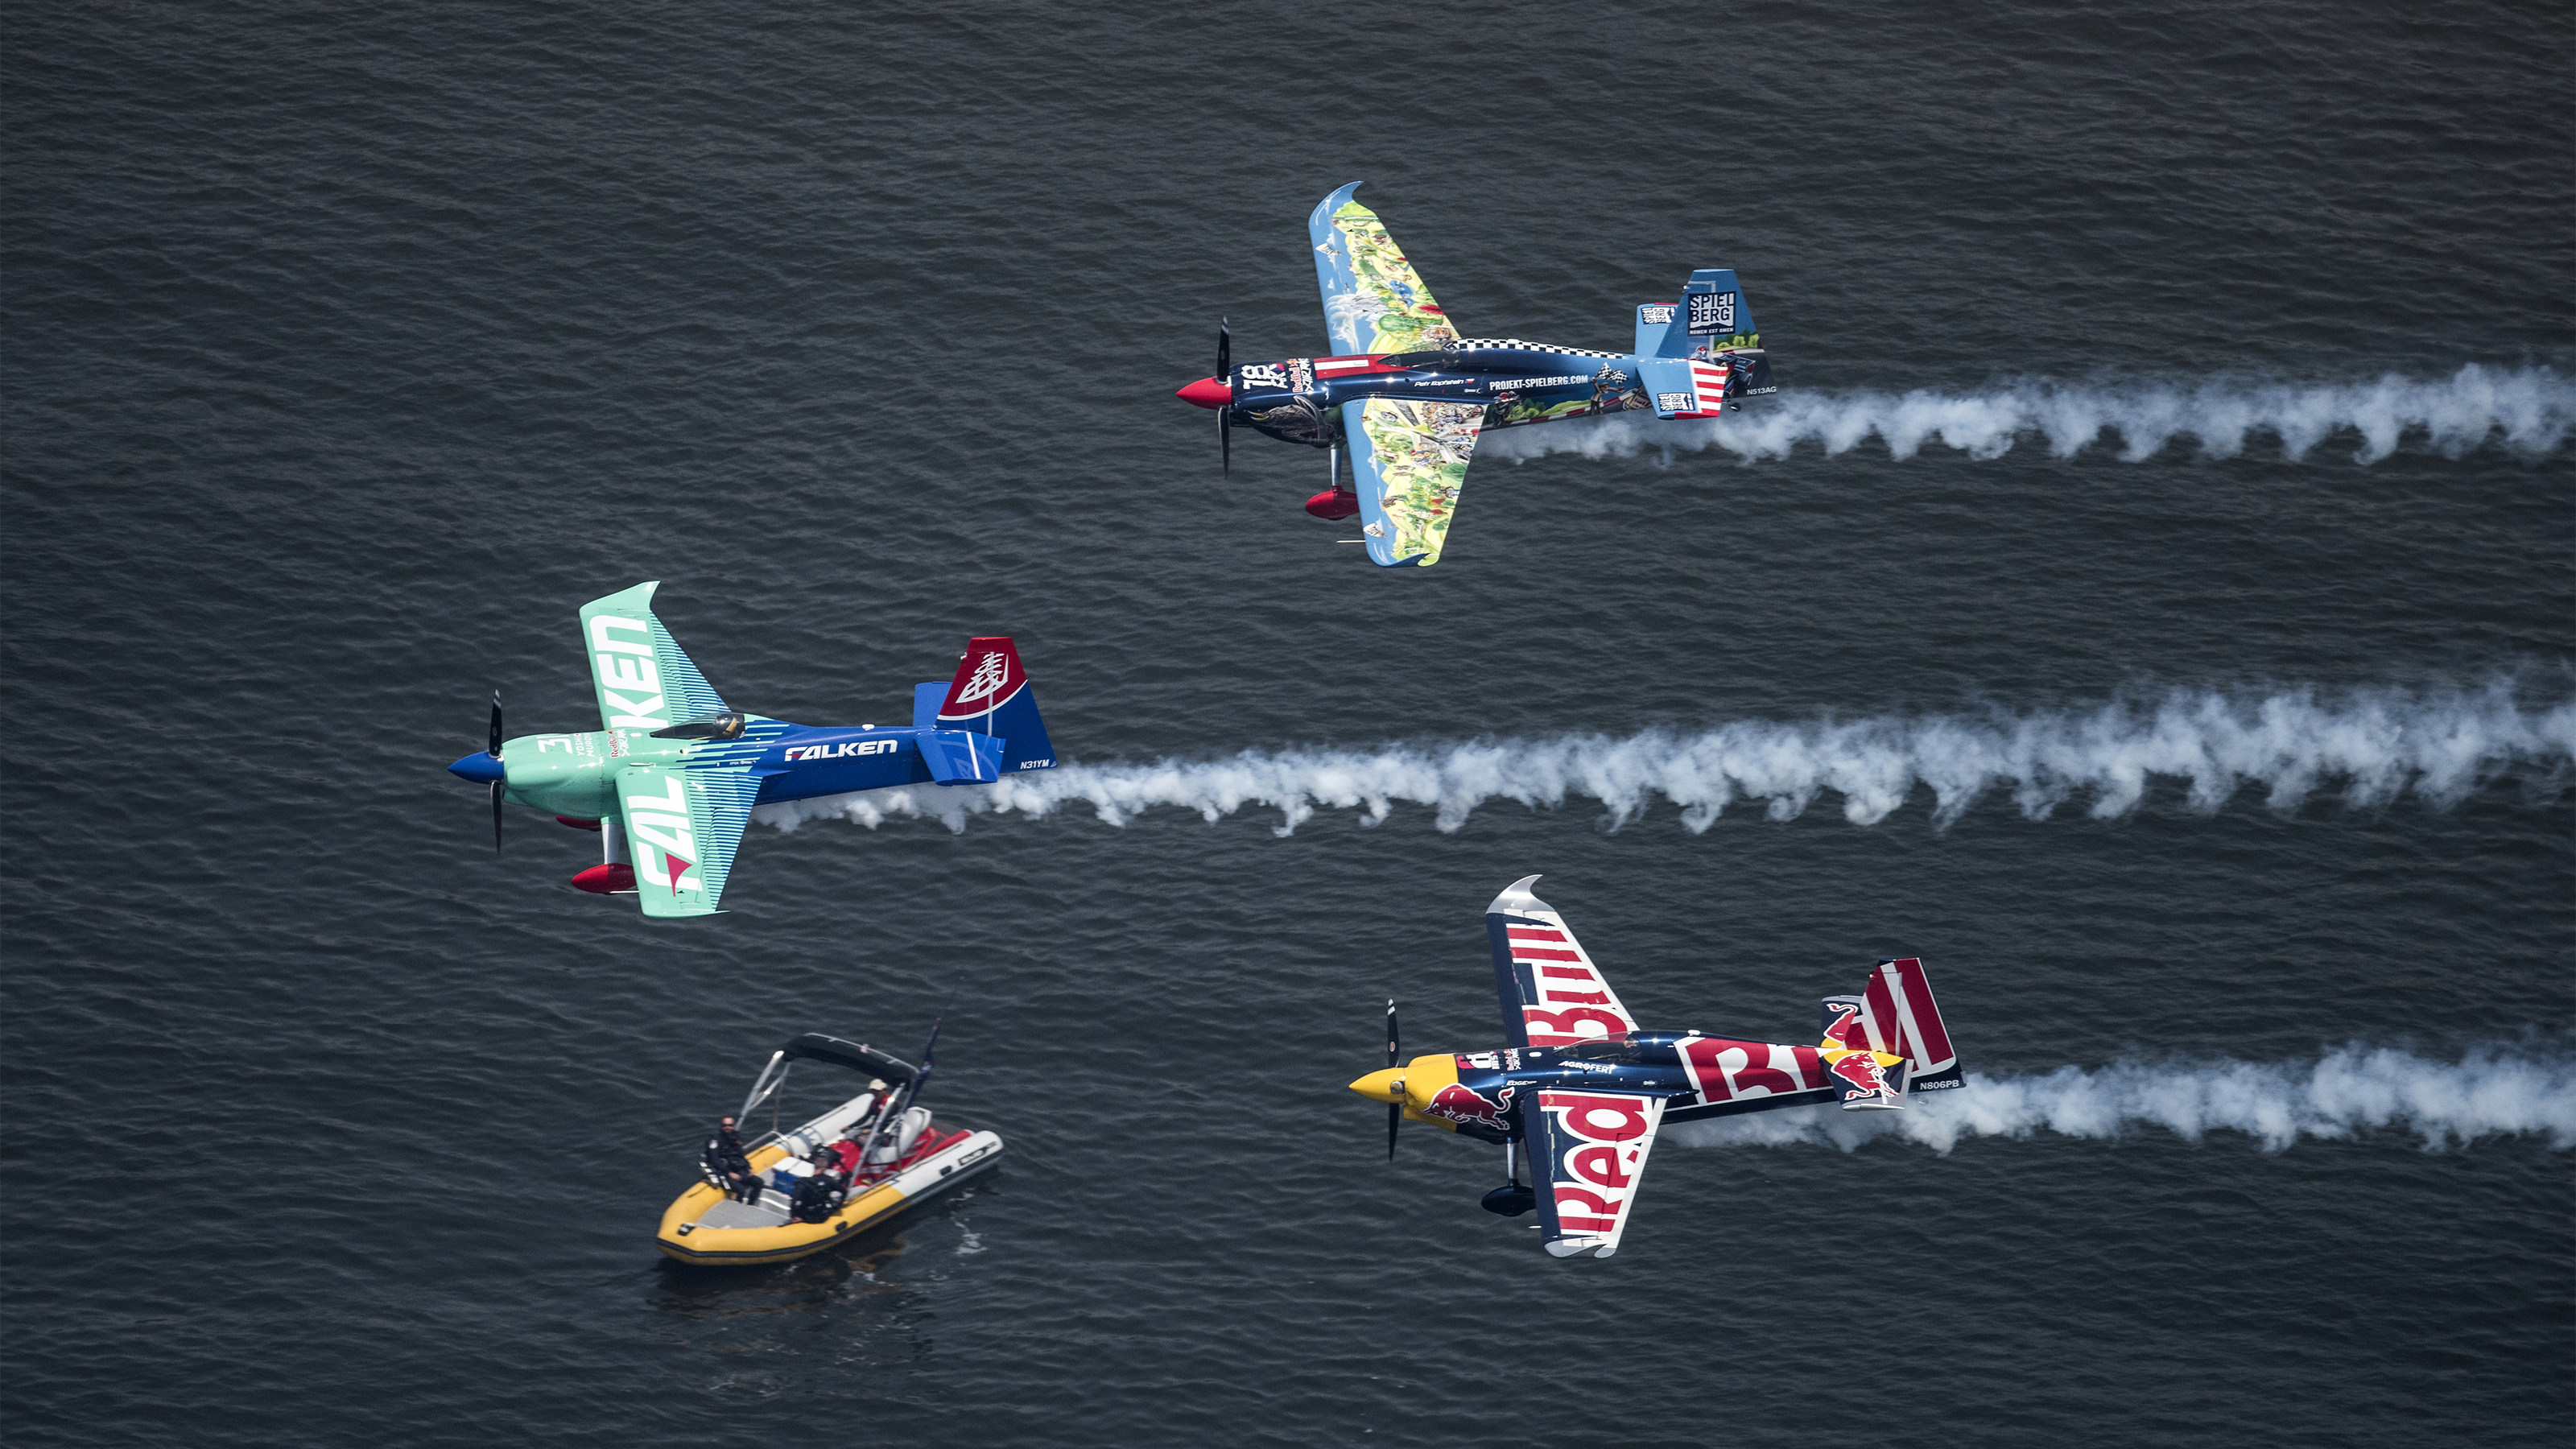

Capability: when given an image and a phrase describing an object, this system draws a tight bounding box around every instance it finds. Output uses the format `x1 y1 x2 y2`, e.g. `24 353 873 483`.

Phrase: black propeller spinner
1217 320 1232 475
1385 997 1401 1160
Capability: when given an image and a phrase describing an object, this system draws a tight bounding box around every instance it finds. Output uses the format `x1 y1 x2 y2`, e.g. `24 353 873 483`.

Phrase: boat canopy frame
737 1033 919 1123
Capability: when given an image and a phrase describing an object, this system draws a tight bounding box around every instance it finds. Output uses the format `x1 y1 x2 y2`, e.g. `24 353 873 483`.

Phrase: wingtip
582 580 663 614
1310 181 1365 227
1487 873 1550 917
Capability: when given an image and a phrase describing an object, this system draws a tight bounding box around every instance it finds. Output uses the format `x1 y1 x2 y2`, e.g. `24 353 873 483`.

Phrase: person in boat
702 1115 759 1203
789 1155 847 1224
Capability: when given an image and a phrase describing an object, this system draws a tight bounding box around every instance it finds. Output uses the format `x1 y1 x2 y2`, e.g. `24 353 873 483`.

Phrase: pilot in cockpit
650 712 747 742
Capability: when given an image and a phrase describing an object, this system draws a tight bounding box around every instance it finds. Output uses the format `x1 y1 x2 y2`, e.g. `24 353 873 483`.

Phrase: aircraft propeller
485 691 505 853
1384 997 1401 1160
1217 319 1231 475
444 693 513 844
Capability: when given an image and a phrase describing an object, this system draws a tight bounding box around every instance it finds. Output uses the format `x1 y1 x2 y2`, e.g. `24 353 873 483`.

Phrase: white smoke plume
1662 1045 2576 1155
749 681 2573 837
1476 363 2574 466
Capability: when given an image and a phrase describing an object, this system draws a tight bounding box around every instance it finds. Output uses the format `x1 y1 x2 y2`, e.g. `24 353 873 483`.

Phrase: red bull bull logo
1422 1081 1514 1131
1827 1051 1893 1103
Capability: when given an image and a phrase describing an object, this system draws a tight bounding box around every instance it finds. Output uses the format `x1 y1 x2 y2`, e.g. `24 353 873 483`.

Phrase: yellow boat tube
657 1121 1002 1266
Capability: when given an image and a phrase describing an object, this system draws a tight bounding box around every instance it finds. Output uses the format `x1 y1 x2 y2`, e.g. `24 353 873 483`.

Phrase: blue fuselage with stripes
741 722 996 803
1227 343 1649 448
663 717 1046 804
1437 1032 1843 1145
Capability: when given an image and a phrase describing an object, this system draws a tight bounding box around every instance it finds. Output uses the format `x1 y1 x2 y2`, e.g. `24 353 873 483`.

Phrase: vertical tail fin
1835 957 1962 1092
932 637 1058 774
1636 270 1774 394
1816 994 1904 1110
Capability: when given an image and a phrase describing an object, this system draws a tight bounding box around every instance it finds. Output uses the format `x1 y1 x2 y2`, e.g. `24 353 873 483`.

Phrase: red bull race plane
1173 182 1777 568
444 582 1058 919
1348 876 1962 1259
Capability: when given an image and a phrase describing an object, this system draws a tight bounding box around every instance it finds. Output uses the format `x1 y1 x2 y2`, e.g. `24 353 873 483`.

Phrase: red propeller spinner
1173 376 1232 408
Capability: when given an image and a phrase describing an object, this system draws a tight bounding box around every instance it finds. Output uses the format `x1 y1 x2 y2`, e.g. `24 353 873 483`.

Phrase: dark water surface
5 3 2571 1446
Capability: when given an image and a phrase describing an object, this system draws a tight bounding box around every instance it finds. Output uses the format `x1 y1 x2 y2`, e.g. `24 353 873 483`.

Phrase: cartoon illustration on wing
1348 876 1960 1257
445 582 1059 919
1174 184 1779 568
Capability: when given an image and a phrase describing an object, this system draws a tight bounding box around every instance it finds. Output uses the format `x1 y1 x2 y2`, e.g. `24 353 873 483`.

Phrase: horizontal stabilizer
1639 356 1735 420
921 730 1003 785
1636 301 1690 358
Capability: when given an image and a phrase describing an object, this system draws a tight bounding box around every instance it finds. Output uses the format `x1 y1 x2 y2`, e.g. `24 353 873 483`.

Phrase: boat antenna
911 976 960 1103
853 979 960 1178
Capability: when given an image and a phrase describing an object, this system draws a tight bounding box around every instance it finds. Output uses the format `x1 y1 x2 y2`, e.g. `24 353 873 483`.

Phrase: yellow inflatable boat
657 1031 1002 1267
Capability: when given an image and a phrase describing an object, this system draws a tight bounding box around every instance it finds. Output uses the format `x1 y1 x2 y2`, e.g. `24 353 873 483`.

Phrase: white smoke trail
1662 1045 2576 1155
1475 363 2575 466
749 681 2574 837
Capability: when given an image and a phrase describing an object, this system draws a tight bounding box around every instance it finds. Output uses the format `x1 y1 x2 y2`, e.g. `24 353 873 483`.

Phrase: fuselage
1355 1030 1856 1145
487 716 1043 820
1206 341 1654 445
1179 336 1774 445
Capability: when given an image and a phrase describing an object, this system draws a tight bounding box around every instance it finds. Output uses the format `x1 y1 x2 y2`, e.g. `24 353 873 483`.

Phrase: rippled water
5 3 2570 1446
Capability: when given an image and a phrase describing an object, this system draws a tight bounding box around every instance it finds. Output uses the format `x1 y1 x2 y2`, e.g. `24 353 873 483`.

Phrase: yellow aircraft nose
1348 1067 1406 1104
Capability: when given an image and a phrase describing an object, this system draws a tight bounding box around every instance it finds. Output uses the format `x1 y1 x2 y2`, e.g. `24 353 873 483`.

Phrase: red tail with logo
923 637 1058 775
1822 957 1963 1093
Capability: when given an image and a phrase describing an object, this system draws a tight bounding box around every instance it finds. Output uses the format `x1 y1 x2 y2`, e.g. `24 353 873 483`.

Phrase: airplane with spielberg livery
1174 183 1778 568
444 582 1058 919
1347 876 1962 1259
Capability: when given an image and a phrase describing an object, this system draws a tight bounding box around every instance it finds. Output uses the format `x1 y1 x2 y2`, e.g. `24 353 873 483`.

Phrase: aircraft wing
579 581 730 739
1530 1089 1666 1259
614 762 760 919
1309 182 1461 355
1344 396 1485 568
1484 874 1640 1046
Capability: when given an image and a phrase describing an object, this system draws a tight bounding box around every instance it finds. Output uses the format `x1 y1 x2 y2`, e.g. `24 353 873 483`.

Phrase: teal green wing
615 761 759 919
1308 183 1462 356
578 582 729 740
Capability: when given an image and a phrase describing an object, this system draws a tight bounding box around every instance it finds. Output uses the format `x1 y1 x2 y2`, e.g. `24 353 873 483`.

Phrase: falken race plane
1173 183 1777 568
1348 876 1961 1259
444 582 1058 919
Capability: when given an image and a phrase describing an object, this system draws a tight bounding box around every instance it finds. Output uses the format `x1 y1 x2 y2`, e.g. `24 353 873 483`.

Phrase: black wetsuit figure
789 1170 845 1224
703 1122 758 1203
